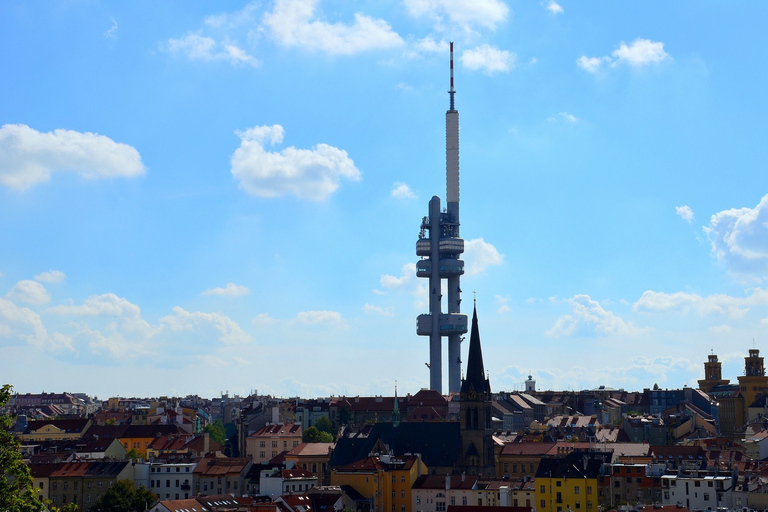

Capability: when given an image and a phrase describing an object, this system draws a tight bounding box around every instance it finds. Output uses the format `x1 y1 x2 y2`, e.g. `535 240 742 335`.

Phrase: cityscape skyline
2 1 768 399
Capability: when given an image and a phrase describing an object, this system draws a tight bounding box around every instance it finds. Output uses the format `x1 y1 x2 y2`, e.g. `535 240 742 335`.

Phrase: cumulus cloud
577 38 669 73
34 270 66 284
461 45 516 75
704 194 768 280
676 205 694 223
547 294 647 337
295 310 345 326
633 288 768 319
47 293 162 358
464 238 503 275
362 303 393 316
549 112 578 123
0 124 145 191
165 33 258 67
404 0 509 31
545 1 564 15
263 0 404 55
0 298 73 351
380 263 419 292
231 124 361 200
391 182 417 199
6 280 51 305
161 306 253 344
202 283 250 297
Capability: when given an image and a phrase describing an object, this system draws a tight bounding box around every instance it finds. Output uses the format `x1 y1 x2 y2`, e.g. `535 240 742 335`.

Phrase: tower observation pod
416 42 468 395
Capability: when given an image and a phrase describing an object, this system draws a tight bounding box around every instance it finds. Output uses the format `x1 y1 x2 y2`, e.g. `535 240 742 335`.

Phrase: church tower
698 353 729 393
458 303 495 476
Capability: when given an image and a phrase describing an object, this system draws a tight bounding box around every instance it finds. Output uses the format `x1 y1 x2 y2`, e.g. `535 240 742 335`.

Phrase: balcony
417 313 468 336
416 239 431 256
439 238 464 254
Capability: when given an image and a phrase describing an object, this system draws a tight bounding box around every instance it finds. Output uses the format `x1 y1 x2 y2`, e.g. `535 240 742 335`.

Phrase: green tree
90 480 156 512
338 407 351 426
302 426 333 443
125 448 141 460
0 384 45 512
315 416 333 435
203 420 227 446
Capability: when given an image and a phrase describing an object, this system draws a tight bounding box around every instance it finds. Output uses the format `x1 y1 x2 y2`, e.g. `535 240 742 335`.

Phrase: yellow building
331 454 427 512
535 451 610 512
246 423 303 464
18 419 92 442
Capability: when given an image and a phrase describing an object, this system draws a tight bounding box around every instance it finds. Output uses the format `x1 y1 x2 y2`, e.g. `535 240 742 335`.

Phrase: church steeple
461 303 490 396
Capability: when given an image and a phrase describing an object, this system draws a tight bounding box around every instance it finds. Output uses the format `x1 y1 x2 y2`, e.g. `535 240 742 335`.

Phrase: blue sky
2 0 768 400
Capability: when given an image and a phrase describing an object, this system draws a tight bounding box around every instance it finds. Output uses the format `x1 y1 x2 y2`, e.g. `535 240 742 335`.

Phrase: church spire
461 303 490 395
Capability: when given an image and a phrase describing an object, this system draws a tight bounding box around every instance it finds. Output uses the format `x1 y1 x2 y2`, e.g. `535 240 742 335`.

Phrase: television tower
416 42 468 394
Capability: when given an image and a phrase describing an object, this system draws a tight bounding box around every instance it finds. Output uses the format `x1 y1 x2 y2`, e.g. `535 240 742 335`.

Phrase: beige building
246 423 302 463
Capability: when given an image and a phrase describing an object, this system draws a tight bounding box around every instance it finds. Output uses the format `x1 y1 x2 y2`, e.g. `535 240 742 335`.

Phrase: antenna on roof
449 41 455 111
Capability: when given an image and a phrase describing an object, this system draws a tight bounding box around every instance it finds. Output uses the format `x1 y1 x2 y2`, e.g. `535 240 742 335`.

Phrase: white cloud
549 112 578 123
165 33 258 67
0 298 73 351
231 124 361 200
6 280 51 305
391 182 417 199
205 3 260 28
104 17 118 39
295 310 345 326
704 194 768 280
464 238 503 275
545 1 564 15
381 263 418 291
34 270 66 284
461 45 516 75
253 312 276 325
613 39 669 67
547 294 647 338
578 38 669 74
0 124 145 191
576 55 610 73
633 288 768 319
202 283 250 297
161 306 253 344
497 305 511 313
676 205 694 223
362 303 393 316
404 0 509 31
263 0 404 55
47 293 162 357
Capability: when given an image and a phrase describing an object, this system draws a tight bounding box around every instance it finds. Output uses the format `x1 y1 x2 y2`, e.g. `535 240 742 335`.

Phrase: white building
661 473 734 511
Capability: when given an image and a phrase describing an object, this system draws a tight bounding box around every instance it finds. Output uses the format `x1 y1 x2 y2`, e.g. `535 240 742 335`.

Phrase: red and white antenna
449 41 456 110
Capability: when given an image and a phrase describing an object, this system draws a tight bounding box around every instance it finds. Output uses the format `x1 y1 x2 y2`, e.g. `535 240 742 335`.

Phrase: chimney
446 475 451 491
204 432 210 454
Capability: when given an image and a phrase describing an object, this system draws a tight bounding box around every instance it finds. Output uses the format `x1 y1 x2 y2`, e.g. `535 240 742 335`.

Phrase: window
463 497 468 505
541 500 546 509
587 486 592 495
272 441 277 448
401 476 406 483
556 481 562 487
530 463 535 473
575 502 580 509
402 491 405 498
74 482 78 490
260 441 265 448
556 492 562 504
695 481 701 487
704 493 710 501
575 486 580 494
450 496 455 506
436 502 446 512
416 496 421 505
63 482 68 490
53 483 58 490
260 451 265 459
512 463 517 473
540 486 546 493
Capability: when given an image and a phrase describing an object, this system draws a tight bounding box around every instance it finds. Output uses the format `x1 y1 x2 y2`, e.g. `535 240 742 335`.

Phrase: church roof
461 304 490 395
